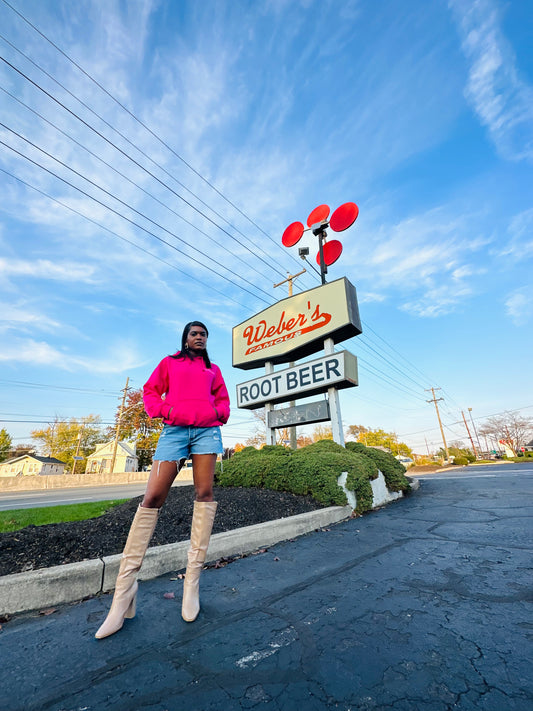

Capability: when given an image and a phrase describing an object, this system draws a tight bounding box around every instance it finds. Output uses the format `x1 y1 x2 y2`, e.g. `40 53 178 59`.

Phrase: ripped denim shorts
153 424 223 462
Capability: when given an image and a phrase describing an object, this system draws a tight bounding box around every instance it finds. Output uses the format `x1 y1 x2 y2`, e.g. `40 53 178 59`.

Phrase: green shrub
452 456 469 466
216 439 411 512
345 442 411 493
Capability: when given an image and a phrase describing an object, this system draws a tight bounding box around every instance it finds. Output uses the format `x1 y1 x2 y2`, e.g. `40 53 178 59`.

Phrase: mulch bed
0 486 325 577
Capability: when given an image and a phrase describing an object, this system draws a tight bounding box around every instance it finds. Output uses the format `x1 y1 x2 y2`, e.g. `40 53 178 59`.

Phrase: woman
95 321 230 639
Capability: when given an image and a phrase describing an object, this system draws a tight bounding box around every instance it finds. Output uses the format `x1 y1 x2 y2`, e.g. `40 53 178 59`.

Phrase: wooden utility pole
273 269 306 449
110 377 129 475
426 387 449 461
461 410 478 458
71 428 83 475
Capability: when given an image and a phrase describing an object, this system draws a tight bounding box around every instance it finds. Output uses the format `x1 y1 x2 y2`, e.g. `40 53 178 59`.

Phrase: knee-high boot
95 504 159 639
181 500 217 622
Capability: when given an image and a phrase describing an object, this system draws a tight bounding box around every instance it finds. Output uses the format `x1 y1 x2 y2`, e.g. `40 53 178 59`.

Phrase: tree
107 388 163 470
311 425 333 442
0 428 12 462
31 416 105 472
349 426 413 457
479 412 533 457
244 408 291 447
345 424 369 440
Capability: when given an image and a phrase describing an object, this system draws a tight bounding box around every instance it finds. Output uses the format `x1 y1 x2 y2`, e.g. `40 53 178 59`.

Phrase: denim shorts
153 424 223 462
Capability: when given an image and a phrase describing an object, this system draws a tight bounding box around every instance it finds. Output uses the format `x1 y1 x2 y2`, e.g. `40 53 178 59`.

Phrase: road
2 462 531 710
0 480 191 511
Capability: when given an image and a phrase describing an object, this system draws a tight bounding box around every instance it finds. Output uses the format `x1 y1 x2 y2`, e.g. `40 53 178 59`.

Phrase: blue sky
0 0 532 455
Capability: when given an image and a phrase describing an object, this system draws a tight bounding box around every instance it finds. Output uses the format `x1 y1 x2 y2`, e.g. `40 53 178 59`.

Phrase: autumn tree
349 426 413 457
478 412 533 457
0 428 12 462
107 388 163 470
244 408 291 447
31 416 104 472
311 425 333 442
345 424 369 440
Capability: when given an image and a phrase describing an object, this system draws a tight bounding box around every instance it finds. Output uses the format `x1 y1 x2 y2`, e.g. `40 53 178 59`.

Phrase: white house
0 455 66 477
85 440 138 474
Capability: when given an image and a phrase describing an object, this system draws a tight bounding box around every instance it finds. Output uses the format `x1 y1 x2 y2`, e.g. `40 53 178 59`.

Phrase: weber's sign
236 351 358 410
233 277 362 370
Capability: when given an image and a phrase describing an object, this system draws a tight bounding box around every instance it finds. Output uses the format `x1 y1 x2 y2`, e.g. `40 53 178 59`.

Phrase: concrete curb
0 474 419 617
0 506 353 617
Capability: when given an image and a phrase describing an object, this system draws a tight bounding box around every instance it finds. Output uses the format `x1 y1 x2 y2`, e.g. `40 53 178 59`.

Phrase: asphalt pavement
1 463 532 711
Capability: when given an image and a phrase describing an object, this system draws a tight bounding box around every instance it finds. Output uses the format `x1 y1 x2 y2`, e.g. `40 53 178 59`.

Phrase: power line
0 140 272 306
0 36 299 280
1 121 275 302
0 1 301 266
0 165 248 309
0 85 282 287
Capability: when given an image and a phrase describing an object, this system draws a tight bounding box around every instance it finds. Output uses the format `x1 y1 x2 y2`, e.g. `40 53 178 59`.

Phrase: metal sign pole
324 338 344 446
264 361 276 445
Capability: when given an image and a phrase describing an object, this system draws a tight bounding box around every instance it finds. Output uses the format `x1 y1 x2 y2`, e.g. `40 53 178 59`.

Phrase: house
0 455 66 477
523 439 533 452
85 440 138 474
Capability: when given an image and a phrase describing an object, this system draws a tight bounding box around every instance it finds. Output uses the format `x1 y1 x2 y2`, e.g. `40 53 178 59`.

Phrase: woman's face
186 326 208 353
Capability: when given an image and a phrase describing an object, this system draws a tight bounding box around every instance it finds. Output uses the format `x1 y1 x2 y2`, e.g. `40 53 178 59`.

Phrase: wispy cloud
0 336 148 373
0 257 95 282
498 208 533 260
0 302 61 334
449 0 533 161
505 287 532 326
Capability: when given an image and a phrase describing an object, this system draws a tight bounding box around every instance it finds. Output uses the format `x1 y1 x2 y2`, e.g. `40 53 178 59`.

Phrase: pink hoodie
143 354 230 428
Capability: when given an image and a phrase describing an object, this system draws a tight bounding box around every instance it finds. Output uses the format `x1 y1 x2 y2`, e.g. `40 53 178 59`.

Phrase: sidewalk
1 465 531 710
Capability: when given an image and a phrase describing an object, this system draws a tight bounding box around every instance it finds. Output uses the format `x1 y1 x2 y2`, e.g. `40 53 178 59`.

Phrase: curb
0 505 353 617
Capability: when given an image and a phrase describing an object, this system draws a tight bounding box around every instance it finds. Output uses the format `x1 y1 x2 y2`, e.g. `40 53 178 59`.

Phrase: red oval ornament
330 202 358 232
316 240 343 266
282 221 304 247
306 204 330 228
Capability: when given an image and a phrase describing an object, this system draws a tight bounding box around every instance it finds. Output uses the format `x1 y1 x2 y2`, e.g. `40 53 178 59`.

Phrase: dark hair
171 321 211 368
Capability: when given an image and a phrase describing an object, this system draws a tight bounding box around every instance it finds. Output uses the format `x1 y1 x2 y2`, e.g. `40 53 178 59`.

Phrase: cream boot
181 500 218 622
95 504 159 639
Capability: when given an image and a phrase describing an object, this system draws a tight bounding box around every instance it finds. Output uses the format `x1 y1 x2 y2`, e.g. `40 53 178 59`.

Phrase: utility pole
273 269 306 449
71 427 83 475
426 387 449 461
461 410 478 458
110 377 129 475
468 408 482 454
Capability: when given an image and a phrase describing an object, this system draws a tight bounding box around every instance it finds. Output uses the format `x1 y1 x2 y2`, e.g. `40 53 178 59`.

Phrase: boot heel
125 594 136 619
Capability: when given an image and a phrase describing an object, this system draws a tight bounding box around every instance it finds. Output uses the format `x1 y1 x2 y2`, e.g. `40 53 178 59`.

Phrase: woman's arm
143 357 173 420
212 365 230 423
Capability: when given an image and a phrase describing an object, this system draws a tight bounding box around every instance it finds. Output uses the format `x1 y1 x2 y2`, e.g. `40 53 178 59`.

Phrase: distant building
85 440 138 474
0 454 66 477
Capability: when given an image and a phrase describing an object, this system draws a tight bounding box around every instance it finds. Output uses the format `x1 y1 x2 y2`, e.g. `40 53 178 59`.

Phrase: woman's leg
191 453 216 501
142 459 182 508
95 459 181 639
182 453 218 621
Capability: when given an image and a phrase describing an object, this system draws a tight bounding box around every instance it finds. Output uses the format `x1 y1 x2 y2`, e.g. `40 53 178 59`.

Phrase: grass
0 499 128 533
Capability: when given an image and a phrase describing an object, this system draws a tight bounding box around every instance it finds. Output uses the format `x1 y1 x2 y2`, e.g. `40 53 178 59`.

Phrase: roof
87 440 137 459
0 454 66 466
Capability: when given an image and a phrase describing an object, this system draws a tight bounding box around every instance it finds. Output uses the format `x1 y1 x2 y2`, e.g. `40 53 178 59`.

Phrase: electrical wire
0 85 283 287
1 122 276 302
0 37 300 280
0 165 249 309
0 140 272 306
0 2 306 270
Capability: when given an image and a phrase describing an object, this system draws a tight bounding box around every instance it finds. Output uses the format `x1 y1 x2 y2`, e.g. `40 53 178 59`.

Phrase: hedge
216 440 411 514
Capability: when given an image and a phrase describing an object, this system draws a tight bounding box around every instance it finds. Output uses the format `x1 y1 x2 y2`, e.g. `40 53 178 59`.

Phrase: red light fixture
282 201 358 284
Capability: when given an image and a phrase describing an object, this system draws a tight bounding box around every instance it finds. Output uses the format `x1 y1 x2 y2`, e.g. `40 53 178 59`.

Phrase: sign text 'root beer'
233 277 362 370
243 302 331 355
236 351 359 409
